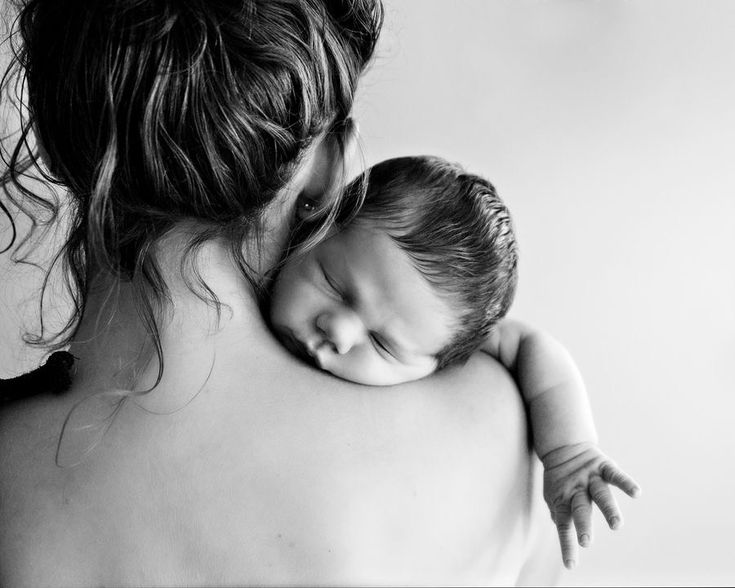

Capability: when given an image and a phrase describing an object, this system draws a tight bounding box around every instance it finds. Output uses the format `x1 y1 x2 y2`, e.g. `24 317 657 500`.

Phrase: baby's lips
309 342 333 370
281 330 314 365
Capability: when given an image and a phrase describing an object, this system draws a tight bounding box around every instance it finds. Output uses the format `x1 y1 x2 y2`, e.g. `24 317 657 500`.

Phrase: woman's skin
0 138 560 586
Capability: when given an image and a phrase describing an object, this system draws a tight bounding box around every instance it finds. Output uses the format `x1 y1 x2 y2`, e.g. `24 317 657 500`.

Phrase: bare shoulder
207 342 538 584
0 393 82 586
0 335 540 586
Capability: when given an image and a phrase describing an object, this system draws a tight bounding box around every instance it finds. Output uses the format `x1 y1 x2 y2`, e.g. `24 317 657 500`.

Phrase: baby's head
270 156 518 385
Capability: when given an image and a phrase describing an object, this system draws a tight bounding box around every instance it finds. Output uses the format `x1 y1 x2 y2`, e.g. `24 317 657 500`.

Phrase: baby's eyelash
320 265 344 299
370 333 394 359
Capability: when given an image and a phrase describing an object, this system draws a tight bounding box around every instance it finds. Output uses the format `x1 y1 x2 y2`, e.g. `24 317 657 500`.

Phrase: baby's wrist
540 441 600 469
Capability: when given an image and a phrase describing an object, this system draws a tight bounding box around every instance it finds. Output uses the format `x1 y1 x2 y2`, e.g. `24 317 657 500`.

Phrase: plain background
2 1 734 586
352 1 735 586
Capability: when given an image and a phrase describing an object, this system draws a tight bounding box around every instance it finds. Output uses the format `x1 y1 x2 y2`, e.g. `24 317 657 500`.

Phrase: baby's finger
571 491 593 547
589 476 622 530
554 502 578 569
600 462 641 498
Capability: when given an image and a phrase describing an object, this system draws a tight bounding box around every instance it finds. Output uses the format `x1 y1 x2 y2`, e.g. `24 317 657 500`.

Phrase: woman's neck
69 232 269 399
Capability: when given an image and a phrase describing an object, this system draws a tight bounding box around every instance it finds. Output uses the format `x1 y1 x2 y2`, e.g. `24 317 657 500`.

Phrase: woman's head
1 0 383 350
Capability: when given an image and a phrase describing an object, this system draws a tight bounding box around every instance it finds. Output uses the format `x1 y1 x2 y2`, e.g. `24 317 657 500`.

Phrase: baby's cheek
318 349 371 384
269 281 295 327
347 355 407 386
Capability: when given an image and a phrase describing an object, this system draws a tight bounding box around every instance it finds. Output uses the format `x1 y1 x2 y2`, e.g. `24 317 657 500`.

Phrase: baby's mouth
281 331 318 367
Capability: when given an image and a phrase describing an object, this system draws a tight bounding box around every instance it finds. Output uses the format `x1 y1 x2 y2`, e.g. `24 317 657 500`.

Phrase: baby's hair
1 0 383 387
345 156 518 369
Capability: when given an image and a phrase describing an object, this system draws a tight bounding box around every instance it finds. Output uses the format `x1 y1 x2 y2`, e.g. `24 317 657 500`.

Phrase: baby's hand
541 442 641 570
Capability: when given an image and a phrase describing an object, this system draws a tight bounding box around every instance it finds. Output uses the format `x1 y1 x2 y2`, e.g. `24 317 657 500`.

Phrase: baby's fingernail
564 559 576 569
610 517 621 529
580 534 590 547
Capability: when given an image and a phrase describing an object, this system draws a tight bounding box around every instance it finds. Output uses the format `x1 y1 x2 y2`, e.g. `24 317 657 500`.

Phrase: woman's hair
0 0 383 384
341 156 518 369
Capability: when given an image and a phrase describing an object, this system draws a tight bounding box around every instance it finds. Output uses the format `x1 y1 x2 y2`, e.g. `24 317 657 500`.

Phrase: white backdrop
2 1 734 586
351 1 735 585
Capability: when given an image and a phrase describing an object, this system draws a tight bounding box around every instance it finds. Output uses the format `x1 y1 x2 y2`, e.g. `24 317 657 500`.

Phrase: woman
0 0 557 584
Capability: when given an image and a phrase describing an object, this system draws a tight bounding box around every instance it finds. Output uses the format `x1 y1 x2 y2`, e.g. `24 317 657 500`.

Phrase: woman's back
0 256 539 586
0 1 557 583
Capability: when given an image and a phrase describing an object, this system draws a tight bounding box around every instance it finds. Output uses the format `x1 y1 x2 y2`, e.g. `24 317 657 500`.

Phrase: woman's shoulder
200 336 538 583
212 324 529 462
0 324 537 586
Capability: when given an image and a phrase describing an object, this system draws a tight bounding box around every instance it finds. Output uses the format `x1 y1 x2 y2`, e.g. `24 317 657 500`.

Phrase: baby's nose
316 309 364 355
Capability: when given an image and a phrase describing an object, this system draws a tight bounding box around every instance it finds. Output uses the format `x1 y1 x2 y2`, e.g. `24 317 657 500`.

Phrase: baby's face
270 222 456 386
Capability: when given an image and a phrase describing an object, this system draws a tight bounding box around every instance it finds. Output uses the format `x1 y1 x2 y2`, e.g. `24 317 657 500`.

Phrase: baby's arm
482 319 641 569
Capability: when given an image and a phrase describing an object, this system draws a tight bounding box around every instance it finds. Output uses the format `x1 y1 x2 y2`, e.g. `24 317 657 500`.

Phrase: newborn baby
269 155 640 568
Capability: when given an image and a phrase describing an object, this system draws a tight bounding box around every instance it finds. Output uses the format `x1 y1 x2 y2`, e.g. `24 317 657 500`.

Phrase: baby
269 155 640 569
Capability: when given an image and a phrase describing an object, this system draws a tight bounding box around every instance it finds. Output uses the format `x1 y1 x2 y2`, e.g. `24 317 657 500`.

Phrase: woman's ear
301 118 360 200
341 117 361 179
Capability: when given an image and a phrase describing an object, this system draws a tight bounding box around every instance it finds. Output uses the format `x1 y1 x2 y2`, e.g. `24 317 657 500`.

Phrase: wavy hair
0 0 383 388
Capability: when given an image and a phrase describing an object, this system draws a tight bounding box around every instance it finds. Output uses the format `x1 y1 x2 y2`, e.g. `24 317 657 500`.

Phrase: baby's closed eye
369 332 394 359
